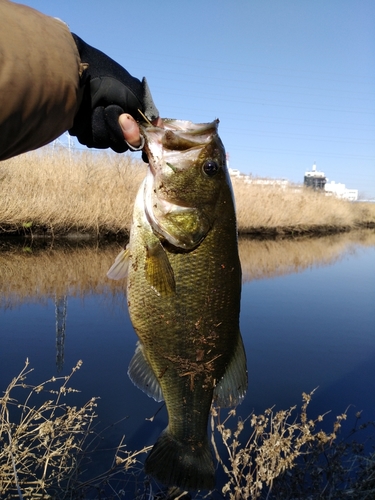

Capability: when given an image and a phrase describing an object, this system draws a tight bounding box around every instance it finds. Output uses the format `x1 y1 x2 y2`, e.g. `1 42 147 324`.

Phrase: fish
107 119 247 491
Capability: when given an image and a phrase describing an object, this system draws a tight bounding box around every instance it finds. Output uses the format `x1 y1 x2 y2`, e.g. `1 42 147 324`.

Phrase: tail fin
145 428 215 491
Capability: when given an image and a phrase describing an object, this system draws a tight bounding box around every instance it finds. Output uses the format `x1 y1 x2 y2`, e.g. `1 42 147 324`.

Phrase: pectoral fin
128 342 164 402
145 241 176 296
107 247 130 280
213 331 248 408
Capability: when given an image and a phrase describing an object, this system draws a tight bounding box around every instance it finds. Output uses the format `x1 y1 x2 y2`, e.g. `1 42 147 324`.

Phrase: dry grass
0 359 97 498
211 394 375 500
0 360 152 500
1 363 374 499
232 177 375 235
211 390 347 499
0 146 146 236
1 147 374 237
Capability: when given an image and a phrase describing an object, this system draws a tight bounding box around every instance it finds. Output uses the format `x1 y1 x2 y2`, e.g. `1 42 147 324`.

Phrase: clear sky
23 0 375 198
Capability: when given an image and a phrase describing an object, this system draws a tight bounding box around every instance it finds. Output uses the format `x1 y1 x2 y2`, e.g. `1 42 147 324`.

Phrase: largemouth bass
108 119 247 491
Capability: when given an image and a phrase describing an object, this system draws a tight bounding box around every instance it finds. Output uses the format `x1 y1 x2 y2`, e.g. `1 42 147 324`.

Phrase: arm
0 0 83 160
0 0 159 161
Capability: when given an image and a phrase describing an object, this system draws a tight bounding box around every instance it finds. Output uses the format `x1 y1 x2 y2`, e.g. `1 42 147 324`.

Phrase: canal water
0 230 374 497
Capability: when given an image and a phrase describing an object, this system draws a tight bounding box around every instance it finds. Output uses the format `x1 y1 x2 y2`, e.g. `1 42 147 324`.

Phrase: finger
119 114 142 148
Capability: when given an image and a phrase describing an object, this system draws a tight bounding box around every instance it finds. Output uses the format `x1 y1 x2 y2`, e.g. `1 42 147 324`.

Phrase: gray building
304 163 326 190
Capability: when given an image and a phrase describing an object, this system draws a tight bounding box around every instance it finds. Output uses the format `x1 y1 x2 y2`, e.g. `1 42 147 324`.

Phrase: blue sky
23 0 375 198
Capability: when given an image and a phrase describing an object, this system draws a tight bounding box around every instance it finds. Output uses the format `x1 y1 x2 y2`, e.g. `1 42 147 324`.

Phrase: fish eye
203 160 220 177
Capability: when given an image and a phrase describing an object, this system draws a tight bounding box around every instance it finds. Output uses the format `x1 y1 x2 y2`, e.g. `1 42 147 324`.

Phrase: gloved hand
69 34 159 153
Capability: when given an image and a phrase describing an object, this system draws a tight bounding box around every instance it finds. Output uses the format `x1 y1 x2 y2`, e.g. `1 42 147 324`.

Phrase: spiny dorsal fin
213 331 248 408
145 241 176 296
128 342 164 402
107 247 130 280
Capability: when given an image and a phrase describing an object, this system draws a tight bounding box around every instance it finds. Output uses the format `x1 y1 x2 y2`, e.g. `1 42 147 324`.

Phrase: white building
228 168 289 188
324 181 358 201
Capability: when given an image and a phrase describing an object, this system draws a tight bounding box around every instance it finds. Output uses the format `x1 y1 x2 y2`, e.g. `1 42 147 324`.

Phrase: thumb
119 114 142 148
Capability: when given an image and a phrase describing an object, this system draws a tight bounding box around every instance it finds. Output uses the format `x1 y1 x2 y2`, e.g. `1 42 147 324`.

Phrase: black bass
108 119 247 491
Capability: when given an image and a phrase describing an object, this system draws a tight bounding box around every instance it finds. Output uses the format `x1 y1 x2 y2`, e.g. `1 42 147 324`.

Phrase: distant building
324 181 358 201
228 168 289 188
303 163 358 200
304 163 326 190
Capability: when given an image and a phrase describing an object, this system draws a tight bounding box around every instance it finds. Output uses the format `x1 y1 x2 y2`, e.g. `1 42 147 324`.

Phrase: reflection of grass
0 241 126 308
1 147 374 236
239 229 375 283
1 230 374 306
1 364 374 499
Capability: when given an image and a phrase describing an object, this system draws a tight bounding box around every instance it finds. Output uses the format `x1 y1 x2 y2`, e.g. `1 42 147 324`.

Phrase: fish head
141 119 231 250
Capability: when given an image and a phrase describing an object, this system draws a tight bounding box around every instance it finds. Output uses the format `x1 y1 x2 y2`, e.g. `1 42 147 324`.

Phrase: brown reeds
1 147 374 237
0 146 146 236
232 177 375 235
0 359 98 498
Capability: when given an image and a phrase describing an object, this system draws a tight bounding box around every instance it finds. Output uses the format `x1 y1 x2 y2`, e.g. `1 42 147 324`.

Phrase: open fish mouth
141 119 220 172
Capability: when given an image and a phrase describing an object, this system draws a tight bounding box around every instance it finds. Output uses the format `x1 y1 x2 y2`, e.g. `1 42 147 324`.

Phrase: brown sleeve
0 0 84 160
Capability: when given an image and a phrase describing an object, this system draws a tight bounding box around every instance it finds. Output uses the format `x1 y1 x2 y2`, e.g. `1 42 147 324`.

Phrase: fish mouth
141 119 220 174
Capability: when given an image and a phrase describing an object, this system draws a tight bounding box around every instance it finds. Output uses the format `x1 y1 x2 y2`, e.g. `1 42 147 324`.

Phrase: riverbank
1 146 374 239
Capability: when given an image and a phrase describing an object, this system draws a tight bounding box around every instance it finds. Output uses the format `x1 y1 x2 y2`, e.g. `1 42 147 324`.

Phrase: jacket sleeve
0 0 84 160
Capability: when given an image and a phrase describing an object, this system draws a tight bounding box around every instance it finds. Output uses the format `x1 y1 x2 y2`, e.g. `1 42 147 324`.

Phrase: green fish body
108 119 247 491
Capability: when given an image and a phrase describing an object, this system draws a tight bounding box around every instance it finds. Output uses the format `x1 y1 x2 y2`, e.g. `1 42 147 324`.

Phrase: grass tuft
1 147 374 237
1 364 374 498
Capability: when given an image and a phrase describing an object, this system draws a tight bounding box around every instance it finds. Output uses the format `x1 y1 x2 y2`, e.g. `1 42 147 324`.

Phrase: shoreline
1 147 375 243
1 221 375 246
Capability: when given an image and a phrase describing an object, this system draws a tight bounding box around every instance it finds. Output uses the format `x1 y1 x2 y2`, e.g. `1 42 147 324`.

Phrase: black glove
69 34 159 153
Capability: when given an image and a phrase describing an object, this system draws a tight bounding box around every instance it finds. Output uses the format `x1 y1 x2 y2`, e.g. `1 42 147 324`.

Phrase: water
0 230 374 497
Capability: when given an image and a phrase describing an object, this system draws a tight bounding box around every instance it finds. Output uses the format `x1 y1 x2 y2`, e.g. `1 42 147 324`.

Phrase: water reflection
55 295 67 372
239 229 375 282
0 230 374 495
2 229 374 302
1 230 374 374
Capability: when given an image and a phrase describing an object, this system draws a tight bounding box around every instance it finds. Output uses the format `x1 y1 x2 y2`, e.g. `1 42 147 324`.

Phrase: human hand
119 114 163 148
69 34 160 153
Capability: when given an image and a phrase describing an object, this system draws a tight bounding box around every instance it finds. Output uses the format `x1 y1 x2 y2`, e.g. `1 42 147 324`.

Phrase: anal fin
128 342 164 402
213 331 248 408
